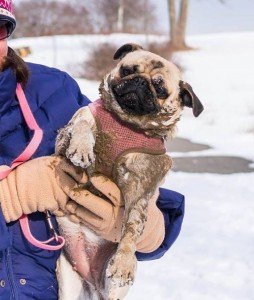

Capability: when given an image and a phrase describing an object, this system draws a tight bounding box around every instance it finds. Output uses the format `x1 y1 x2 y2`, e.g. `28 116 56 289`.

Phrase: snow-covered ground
9 32 254 299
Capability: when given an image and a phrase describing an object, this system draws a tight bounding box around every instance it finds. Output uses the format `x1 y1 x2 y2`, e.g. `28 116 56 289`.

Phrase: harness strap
0 83 65 250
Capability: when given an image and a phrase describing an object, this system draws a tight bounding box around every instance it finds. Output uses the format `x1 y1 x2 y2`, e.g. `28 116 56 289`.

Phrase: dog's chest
89 100 166 178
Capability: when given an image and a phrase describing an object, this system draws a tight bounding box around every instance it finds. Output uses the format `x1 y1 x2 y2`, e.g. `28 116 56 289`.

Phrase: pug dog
55 43 204 300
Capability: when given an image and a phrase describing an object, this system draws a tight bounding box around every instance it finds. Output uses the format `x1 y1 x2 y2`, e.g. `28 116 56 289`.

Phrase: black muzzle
112 77 159 115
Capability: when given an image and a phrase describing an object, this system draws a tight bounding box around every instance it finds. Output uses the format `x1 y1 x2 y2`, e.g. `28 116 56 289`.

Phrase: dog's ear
113 43 143 60
179 80 204 117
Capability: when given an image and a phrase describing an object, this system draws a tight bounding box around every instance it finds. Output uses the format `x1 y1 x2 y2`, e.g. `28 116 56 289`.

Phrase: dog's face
100 43 203 138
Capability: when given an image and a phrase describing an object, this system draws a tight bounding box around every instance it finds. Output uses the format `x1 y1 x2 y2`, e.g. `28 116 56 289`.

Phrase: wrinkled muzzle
111 77 159 115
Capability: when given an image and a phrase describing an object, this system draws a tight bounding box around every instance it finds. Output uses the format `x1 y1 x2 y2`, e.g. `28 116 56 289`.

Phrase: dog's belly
57 216 117 298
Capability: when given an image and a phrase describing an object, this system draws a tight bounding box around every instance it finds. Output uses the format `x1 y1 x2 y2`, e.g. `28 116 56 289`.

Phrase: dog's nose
112 77 159 115
134 77 147 87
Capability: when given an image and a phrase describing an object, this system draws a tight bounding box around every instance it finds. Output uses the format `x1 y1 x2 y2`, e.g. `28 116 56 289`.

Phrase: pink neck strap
0 84 43 180
19 214 65 251
0 83 65 250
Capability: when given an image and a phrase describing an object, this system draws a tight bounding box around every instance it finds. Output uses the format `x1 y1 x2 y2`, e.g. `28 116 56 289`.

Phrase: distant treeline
13 0 158 38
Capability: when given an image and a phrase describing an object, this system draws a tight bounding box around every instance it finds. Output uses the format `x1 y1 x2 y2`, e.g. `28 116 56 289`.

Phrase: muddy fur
99 52 183 139
55 43 203 300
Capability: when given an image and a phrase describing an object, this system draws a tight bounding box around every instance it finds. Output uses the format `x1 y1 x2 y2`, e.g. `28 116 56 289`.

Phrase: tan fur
55 45 200 300
56 107 97 168
100 51 182 139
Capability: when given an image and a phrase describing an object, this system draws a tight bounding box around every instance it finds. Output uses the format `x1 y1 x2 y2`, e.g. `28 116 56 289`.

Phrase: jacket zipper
5 234 18 300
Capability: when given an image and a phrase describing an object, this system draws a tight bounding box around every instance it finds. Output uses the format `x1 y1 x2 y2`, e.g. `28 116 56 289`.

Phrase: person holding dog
0 1 184 299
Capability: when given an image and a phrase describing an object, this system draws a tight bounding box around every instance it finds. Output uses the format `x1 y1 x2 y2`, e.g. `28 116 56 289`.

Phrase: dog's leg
57 216 117 300
57 217 91 300
106 153 172 299
57 253 88 300
55 106 97 168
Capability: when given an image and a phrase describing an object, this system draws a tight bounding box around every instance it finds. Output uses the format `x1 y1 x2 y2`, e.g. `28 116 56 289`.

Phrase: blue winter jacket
0 63 184 299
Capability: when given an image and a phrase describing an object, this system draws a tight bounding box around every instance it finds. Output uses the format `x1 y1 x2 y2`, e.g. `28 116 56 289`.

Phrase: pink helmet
0 0 16 37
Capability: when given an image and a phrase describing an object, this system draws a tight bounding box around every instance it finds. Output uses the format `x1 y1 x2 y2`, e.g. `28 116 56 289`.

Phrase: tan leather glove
63 177 165 253
0 156 88 222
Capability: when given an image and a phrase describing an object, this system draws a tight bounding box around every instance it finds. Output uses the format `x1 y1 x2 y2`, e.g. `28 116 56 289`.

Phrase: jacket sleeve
63 72 91 107
0 206 11 250
136 188 185 261
70 78 91 107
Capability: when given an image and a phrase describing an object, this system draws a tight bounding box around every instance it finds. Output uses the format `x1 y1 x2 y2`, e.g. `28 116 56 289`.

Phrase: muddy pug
55 43 203 300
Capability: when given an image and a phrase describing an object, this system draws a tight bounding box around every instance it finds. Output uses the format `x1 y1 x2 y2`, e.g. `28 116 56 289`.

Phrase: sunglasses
0 21 13 40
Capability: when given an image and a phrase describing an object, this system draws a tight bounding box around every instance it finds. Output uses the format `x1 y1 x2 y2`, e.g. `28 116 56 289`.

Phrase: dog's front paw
107 284 129 300
106 249 137 295
66 139 95 168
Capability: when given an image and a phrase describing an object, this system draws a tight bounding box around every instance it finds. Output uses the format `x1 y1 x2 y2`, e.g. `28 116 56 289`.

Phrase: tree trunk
117 0 124 32
168 0 190 50
176 0 188 47
168 0 176 42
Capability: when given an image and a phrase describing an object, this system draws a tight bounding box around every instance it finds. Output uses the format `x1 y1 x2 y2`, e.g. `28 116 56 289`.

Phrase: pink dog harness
89 99 166 178
0 84 65 250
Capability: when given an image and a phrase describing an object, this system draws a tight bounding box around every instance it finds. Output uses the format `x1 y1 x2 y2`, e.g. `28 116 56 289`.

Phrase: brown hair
2 47 30 86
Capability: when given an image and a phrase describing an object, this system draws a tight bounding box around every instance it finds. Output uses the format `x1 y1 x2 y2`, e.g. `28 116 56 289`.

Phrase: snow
173 32 254 161
9 31 254 299
128 172 254 300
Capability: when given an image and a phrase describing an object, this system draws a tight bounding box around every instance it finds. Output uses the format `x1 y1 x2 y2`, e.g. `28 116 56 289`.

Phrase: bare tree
168 0 226 50
90 0 157 34
13 0 93 38
117 0 124 32
167 0 190 50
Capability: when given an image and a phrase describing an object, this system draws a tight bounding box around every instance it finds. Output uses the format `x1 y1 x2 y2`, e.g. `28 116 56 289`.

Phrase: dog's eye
152 78 169 99
120 66 136 78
